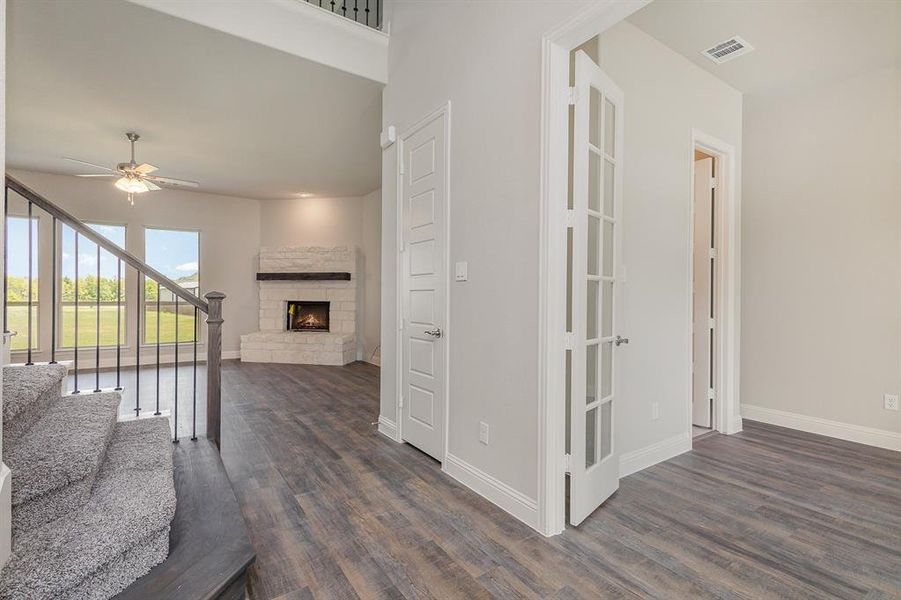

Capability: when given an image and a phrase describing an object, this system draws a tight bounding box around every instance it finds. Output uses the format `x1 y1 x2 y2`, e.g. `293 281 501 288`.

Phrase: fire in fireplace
286 301 330 332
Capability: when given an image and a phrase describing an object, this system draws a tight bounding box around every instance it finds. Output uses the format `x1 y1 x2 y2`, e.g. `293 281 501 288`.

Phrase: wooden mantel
256 272 351 281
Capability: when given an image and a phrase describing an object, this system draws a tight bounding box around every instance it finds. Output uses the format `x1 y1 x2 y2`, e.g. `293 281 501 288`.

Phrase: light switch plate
479 421 489 444
455 261 468 282
885 394 899 411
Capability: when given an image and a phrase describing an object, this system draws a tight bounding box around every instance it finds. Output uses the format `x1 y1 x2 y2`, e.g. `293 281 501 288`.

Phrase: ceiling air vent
702 36 754 64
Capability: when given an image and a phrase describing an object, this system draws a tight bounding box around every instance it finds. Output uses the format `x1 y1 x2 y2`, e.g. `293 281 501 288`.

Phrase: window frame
141 225 202 347
6 213 41 353
56 220 129 350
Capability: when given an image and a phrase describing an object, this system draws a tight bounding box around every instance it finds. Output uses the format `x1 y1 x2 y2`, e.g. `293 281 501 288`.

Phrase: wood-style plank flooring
218 360 901 599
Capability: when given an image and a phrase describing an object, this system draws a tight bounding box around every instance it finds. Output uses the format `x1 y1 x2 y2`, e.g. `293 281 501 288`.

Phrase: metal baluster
26 201 33 364
192 305 197 441
365 0 370 26
73 232 80 393
155 281 161 416
353 0 358 21
376 0 380 29
115 258 122 390
341 0 347 16
94 243 101 391
3 188 8 335
135 273 141 415
330 0 335 12
50 217 57 364
173 295 179 443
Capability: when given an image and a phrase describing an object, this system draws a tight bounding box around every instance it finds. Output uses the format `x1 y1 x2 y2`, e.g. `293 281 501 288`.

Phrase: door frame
538 0 651 538
689 129 741 439
393 101 452 462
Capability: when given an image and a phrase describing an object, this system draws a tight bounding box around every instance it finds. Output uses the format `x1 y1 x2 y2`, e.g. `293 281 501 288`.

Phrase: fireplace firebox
286 301 330 332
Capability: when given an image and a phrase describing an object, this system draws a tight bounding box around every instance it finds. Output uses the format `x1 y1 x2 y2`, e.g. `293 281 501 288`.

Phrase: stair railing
303 0 381 29
3 175 226 448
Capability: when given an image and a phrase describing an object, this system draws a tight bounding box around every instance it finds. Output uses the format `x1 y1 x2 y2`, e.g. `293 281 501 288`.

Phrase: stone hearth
240 246 356 365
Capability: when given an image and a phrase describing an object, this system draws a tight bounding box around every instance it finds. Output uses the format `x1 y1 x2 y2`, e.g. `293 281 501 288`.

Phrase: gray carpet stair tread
0 469 176 600
99 417 174 477
5 392 120 506
1 364 67 423
2 364 68 446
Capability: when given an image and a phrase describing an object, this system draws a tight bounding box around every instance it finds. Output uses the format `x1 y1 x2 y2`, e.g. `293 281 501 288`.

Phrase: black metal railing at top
2 175 226 448
305 0 381 30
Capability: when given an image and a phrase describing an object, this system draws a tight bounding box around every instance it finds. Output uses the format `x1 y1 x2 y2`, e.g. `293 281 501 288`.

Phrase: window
6 217 39 350
60 223 126 348
144 228 199 344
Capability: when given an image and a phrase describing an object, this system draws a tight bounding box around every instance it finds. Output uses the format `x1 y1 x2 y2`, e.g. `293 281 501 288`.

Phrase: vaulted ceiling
7 0 383 199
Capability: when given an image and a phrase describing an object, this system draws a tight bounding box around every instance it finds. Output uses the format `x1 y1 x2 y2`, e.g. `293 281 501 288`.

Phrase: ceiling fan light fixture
115 176 150 194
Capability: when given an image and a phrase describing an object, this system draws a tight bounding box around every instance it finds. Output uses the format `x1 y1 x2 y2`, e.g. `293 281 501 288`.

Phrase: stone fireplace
240 246 357 365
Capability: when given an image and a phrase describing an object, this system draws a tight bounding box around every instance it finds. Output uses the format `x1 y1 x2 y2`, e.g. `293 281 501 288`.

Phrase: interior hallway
217 361 901 599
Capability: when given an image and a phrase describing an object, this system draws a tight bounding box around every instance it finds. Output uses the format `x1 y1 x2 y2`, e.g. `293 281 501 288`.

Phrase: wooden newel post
204 291 226 449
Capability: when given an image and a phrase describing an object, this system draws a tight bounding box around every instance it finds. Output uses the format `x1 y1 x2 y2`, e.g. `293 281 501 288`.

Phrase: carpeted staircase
0 363 177 600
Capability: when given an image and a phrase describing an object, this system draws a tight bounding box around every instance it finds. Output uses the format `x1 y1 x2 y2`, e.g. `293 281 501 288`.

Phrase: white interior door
400 111 447 462
569 51 624 526
692 157 714 428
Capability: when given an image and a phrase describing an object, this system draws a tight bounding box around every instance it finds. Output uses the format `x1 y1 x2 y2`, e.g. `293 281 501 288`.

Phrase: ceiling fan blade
134 163 158 175
143 179 162 191
62 157 114 172
144 175 199 188
75 173 117 178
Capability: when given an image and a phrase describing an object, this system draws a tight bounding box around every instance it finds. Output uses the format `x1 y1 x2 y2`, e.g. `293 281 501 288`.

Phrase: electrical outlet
479 421 489 444
455 261 468 282
651 402 660 420
885 394 899 411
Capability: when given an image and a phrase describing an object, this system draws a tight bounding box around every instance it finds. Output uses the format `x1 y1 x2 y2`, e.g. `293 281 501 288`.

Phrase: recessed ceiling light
295 192 314 198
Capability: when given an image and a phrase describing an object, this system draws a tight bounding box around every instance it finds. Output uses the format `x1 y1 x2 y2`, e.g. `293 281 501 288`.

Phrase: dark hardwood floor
217 360 901 599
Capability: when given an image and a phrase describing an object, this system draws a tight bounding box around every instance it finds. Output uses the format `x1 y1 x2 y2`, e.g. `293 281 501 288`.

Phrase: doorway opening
688 131 738 446
692 149 717 440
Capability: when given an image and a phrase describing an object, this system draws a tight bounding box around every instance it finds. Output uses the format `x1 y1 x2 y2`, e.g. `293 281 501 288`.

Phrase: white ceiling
7 0 383 200
628 0 900 98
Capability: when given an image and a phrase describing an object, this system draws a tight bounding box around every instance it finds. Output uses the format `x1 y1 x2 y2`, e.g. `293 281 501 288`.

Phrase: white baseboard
742 404 901 452
728 415 744 434
619 431 692 478
443 453 540 531
222 350 241 360
377 415 399 441
0 463 11 569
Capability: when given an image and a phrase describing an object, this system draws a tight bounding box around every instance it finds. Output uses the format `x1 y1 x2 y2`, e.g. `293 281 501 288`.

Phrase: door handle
425 328 443 338
614 335 629 346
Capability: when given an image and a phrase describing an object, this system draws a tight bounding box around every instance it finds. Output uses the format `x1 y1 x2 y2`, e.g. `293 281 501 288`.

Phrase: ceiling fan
64 132 199 205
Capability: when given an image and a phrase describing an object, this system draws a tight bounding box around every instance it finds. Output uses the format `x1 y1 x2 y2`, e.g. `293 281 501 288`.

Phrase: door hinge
708 247 718 260
710 177 716 189
563 453 572 474
399 394 404 409
400 159 405 176
564 332 575 350
565 209 575 228
708 317 716 330
708 388 716 401
568 86 579 106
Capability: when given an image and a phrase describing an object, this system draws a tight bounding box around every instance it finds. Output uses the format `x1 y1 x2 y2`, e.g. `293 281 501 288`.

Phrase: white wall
742 65 901 442
8 169 261 357
380 0 593 507
597 23 742 457
258 189 381 361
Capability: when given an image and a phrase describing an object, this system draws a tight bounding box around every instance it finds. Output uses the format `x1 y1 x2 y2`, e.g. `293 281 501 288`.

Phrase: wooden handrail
5 175 209 313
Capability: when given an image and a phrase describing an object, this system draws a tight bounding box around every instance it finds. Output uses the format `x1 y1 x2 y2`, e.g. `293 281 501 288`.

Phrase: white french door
569 51 625 526
400 110 447 462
